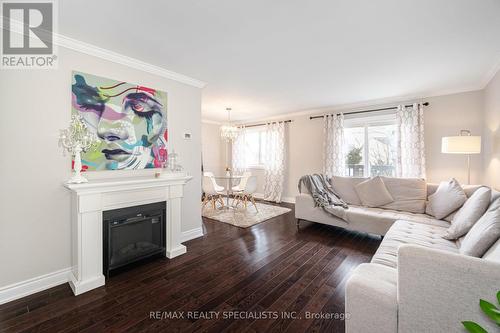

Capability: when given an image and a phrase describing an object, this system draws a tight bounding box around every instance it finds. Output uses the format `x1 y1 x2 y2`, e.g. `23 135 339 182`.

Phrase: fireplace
65 175 192 295
103 202 166 277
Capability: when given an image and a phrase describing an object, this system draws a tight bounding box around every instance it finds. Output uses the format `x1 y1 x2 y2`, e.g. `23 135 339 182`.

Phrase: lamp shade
441 136 481 154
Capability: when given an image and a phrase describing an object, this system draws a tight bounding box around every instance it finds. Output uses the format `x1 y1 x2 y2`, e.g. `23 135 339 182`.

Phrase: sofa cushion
443 186 491 240
371 220 458 268
483 237 500 263
380 177 427 213
355 177 394 207
330 176 368 205
346 206 450 228
427 183 483 198
345 263 398 333
460 198 500 257
429 184 485 221
425 178 467 219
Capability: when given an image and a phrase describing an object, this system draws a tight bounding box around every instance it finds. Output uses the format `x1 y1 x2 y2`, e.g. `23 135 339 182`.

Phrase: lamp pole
461 130 471 185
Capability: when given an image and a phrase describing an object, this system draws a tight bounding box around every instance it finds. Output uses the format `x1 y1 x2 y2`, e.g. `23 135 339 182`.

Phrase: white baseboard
0 228 203 305
181 227 204 243
0 267 71 305
282 196 296 204
254 193 296 204
254 193 265 200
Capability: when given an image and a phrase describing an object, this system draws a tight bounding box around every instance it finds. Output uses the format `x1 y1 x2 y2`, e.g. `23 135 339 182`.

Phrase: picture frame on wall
71 71 168 171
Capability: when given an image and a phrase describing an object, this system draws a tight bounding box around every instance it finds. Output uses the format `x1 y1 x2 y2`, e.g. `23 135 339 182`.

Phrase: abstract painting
71 71 168 170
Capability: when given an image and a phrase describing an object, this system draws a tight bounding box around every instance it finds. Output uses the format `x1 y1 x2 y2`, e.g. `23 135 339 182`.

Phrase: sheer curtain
396 103 426 178
263 122 286 203
323 114 345 178
231 126 247 174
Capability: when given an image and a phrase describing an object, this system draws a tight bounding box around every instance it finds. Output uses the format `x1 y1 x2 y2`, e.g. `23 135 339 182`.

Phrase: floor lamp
441 130 481 185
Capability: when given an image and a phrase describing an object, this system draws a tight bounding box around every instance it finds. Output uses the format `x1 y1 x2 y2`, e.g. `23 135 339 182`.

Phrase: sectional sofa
295 176 500 332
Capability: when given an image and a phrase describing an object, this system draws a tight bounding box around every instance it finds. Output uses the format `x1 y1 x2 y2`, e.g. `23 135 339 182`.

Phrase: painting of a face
71 71 168 170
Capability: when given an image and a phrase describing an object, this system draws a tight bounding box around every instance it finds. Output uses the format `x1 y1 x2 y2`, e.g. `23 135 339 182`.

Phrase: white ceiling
59 0 500 122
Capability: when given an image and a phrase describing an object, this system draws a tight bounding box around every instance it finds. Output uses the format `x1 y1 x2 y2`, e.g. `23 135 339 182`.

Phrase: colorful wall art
71 71 168 170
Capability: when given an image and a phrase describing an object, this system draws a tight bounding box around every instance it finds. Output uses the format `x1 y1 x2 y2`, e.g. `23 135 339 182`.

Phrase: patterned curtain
396 103 426 178
263 122 286 203
323 114 345 178
231 126 247 174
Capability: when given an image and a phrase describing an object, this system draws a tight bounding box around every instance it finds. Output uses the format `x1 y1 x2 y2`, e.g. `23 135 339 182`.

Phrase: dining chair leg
211 197 216 210
202 195 209 209
250 195 258 212
217 195 225 207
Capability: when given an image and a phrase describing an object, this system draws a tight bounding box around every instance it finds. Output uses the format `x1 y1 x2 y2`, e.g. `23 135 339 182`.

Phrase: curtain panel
263 122 286 203
231 126 247 174
396 103 426 178
323 114 345 178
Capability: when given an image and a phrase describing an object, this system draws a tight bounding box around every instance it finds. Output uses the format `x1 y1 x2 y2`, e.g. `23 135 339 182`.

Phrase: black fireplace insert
103 201 166 277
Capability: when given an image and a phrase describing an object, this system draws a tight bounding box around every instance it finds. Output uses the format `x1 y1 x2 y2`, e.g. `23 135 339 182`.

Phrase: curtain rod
239 119 293 128
309 102 429 120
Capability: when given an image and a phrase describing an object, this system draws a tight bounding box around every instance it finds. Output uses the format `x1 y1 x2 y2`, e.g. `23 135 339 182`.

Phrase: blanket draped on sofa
298 174 349 221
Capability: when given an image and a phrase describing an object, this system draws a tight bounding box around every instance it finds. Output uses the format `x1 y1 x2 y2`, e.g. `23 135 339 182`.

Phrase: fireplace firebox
103 202 166 277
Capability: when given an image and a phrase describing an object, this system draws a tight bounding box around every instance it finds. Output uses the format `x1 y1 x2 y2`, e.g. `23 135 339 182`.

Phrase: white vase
68 144 88 184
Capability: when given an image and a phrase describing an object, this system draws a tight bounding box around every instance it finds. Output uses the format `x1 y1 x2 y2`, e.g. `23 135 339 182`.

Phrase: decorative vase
68 144 88 184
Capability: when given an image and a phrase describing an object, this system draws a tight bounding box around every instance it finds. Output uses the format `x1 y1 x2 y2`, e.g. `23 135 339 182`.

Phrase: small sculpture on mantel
167 149 183 172
59 115 100 184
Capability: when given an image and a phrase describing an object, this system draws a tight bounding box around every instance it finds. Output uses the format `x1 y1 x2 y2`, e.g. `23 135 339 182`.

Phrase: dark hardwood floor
0 202 381 333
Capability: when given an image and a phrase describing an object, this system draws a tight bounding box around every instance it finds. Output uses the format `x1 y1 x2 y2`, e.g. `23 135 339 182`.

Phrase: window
244 128 267 167
344 113 397 177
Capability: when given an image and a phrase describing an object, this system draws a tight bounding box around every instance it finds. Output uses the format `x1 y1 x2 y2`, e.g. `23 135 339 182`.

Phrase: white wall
201 122 227 175
424 91 484 184
241 91 485 199
482 69 500 190
0 46 202 288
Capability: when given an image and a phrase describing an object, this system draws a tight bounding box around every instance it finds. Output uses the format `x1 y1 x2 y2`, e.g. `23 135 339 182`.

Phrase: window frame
244 127 266 169
344 112 397 177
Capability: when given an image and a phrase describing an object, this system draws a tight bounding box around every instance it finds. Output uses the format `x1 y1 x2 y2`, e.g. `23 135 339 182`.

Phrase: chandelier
220 107 239 141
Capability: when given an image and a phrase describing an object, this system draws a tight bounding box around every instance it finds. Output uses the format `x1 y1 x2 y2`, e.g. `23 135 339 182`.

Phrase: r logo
2 2 53 54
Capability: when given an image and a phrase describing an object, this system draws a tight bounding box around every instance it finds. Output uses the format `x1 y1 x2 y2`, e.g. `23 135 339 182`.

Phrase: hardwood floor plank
0 203 380 333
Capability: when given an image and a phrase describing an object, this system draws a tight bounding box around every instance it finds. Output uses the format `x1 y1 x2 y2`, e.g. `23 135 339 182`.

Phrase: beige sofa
294 176 500 332
295 177 451 236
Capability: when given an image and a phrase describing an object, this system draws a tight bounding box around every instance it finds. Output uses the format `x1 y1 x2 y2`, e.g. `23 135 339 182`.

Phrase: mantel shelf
63 173 192 193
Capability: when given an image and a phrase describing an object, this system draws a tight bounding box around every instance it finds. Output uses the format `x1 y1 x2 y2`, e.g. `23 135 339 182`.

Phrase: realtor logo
1 1 57 69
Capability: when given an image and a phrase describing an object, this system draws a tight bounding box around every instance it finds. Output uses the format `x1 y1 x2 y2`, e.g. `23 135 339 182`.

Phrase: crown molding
480 56 500 89
230 83 487 124
202 119 223 125
54 34 207 88
5 17 206 88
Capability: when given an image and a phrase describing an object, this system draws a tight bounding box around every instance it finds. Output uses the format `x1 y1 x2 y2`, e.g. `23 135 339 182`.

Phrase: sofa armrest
398 244 500 332
345 263 398 333
295 193 315 216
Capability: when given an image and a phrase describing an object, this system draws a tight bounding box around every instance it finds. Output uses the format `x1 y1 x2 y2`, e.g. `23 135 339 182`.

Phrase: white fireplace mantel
64 173 192 295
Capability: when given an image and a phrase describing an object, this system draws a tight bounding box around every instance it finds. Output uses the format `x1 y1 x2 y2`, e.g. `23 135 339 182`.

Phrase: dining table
212 174 244 209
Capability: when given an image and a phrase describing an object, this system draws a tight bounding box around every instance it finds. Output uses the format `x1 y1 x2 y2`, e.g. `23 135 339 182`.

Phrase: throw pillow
330 176 368 205
442 185 490 222
425 178 467 220
460 197 500 257
443 186 492 240
380 177 427 213
354 176 394 208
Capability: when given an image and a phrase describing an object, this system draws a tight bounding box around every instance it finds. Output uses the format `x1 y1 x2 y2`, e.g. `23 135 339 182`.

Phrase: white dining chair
232 171 252 192
202 175 225 209
233 176 258 211
203 171 224 192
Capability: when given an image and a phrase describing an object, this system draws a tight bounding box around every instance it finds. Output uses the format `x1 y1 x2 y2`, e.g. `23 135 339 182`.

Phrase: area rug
202 202 291 228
